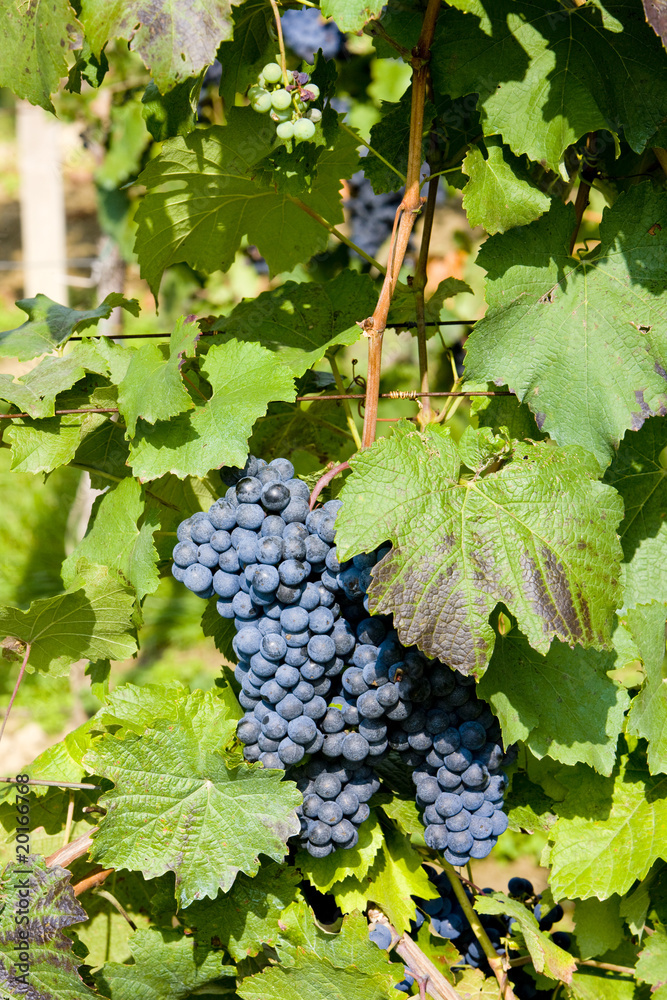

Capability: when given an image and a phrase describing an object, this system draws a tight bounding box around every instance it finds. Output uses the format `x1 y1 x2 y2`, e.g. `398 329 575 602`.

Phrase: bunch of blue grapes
370 869 569 998
172 453 510 865
248 61 321 141
345 171 404 257
294 759 381 857
281 7 346 62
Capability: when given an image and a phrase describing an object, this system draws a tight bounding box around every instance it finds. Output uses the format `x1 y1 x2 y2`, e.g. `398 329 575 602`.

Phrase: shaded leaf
636 928 667 996
80 0 241 93
336 423 623 675
476 893 576 982
465 187 667 466
141 77 201 142
604 417 667 610
0 560 138 676
95 927 234 1000
431 0 667 170
546 749 667 900
0 342 108 418
363 89 433 195
478 629 629 774
574 896 624 961
206 270 375 377
626 602 667 774
0 0 82 112
134 111 359 295
0 293 138 362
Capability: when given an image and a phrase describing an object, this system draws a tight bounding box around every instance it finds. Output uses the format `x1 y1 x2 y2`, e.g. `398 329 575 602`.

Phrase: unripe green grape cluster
248 61 322 142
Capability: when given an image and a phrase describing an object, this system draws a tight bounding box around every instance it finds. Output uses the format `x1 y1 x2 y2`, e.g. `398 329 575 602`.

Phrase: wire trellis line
0 390 511 421
65 319 478 341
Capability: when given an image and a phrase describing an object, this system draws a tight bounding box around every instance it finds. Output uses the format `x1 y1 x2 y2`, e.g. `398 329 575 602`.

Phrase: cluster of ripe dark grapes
370 870 570 998
172 454 511 864
345 171 404 258
248 62 321 141
281 7 346 63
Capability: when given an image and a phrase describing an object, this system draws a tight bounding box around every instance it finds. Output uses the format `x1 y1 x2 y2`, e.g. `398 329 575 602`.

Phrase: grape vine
0 1 665 999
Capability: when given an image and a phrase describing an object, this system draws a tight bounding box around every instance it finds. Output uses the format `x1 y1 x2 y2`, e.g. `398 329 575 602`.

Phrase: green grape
305 84 320 100
271 107 293 123
263 62 283 84
293 117 316 140
276 121 295 139
271 89 292 111
307 108 322 123
248 85 267 101
251 92 273 113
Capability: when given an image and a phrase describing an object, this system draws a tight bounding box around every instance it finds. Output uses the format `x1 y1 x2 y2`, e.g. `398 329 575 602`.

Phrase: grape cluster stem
441 859 518 1000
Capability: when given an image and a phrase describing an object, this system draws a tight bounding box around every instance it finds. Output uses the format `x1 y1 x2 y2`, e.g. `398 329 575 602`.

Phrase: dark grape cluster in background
345 170 404 258
172 454 512 865
370 869 569 998
281 7 347 62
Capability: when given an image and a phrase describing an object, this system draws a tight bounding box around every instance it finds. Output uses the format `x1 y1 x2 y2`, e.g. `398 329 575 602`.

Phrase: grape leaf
244 909 398 999
183 862 301 960
205 271 376 377
217 0 274 112
201 601 237 662
0 560 138 676
96 97 152 189
23 719 96 791
249 398 353 465
127 339 296 480
0 293 138 362
461 139 551 234
79 0 241 93
95 927 234 1000
83 690 301 906
464 186 667 467
567 968 642 1000
545 749 667 899
625 603 667 775
387 277 472 331
134 110 359 295
430 0 667 171
637 929 667 997
335 423 623 676
93 681 195 735
62 478 160 600
0 0 82 112
296 812 383 892
73 414 132 489
320 0 385 31
454 967 503 999
334 828 438 934
475 893 576 982
363 89 434 195
3 414 82 475
478 629 629 775
604 417 667 609
141 77 201 142
0 856 96 1000
0 342 108 418
118 317 200 437
644 0 667 46
573 896 624 961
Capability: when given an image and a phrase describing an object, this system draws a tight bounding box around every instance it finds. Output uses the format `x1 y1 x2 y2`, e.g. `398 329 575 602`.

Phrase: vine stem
288 195 386 273
441 860 517 1000
73 868 114 897
509 956 636 976
360 0 443 449
309 461 349 508
45 828 98 868
269 0 289 87
413 168 440 425
0 641 31 745
327 352 362 448
339 122 407 183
